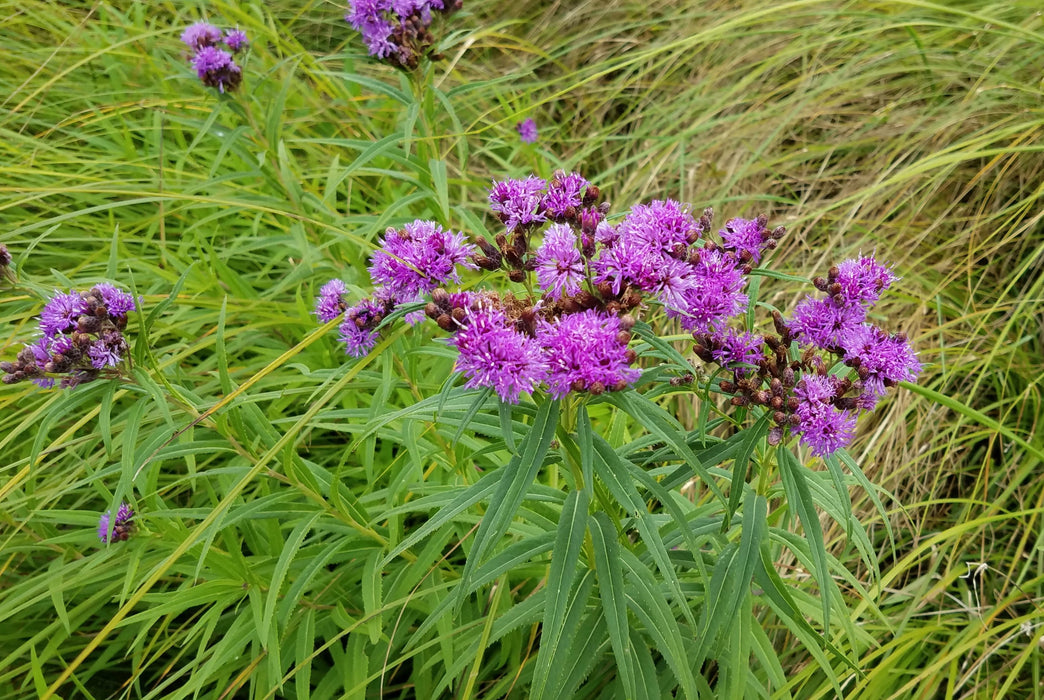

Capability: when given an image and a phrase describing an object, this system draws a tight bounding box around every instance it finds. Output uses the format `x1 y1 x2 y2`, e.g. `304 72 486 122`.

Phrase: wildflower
719 215 772 264
541 171 589 219
538 309 639 398
39 291 88 338
516 118 538 144
338 298 386 357
0 244 11 270
192 46 243 93
181 22 223 51
829 255 897 308
488 177 547 232
791 375 857 457
534 224 584 300
224 29 249 52
789 295 865 350
840 324 921 398
98 502 135 543
450 303 546 403
617 200 701 254
368 220 476 302
345 0 461 69
315 279 350 322
2 284 136 388
666 248 748 333
709 327 763 374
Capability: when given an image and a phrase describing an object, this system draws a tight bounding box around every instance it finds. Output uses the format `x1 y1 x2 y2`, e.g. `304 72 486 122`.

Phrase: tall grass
1 0 1042 697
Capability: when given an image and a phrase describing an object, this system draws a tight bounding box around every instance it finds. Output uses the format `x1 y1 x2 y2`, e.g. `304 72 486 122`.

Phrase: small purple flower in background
2 284 136 388
181 21 247 92
535 224 584 300
98 502 135 543
224 29 249 53
516 118 538 144
538 310 639 398
181 22 223 51
451 303 547 403
488 177 547 232
315 279 350 322
345 0 461 69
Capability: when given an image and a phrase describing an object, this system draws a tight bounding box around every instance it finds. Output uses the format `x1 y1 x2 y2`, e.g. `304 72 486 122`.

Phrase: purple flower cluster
345 0 461 69
516 118 538 144
98 502 134 543
180 22 247 93
314 220 475 357
2 284 136 389
694 253 920 457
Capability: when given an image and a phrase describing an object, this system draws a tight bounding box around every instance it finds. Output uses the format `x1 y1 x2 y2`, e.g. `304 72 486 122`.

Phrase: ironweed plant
312 170 921 696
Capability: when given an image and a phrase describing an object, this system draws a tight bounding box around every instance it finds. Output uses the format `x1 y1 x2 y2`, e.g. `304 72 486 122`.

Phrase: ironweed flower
450 302 547 403
181 22 223 51
98 502 134 543
0 244 12 280
345 0 461 69
534 224 584 300
338 298 386 357
181 22 247 92
315 279 350 323
488 176 547 232
538 309 639 399
2 284 136 388
516 118 538 144
369 220 476 302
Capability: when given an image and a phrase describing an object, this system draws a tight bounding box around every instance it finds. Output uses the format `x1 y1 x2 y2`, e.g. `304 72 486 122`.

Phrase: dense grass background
2 0 1043 697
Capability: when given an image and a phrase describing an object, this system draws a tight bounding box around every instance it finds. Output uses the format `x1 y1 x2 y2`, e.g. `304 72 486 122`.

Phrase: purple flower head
537 309 640 398
88 339 123 369
840 324 922 398
541 171 589 218
488 177 547 232
535 224 584 300
450 303 546 403
315 279 350 322
791 375 856 457
39 291 88 338
516 118 538 144
224 29 249 52
192 46 242 92
719 216 769 264
666 248 748 333
594 220 618 246
794 402 857 457
618 200 701 254
92 283 136 319
181 22 223 51
832 255 897 308
98 502 134 543
790 295 865 350
368 220 476 302
346 1 397 58
338 298 384 357
710 327 763 374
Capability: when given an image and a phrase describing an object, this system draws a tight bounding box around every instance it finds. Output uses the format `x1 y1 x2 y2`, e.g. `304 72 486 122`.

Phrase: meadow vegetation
1 0 1043 697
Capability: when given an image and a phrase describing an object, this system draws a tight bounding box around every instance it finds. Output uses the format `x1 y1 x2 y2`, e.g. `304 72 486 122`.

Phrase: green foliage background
1 0 1043 698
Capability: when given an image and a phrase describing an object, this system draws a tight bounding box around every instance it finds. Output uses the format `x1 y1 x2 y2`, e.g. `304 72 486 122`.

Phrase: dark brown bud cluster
0 244 12 283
